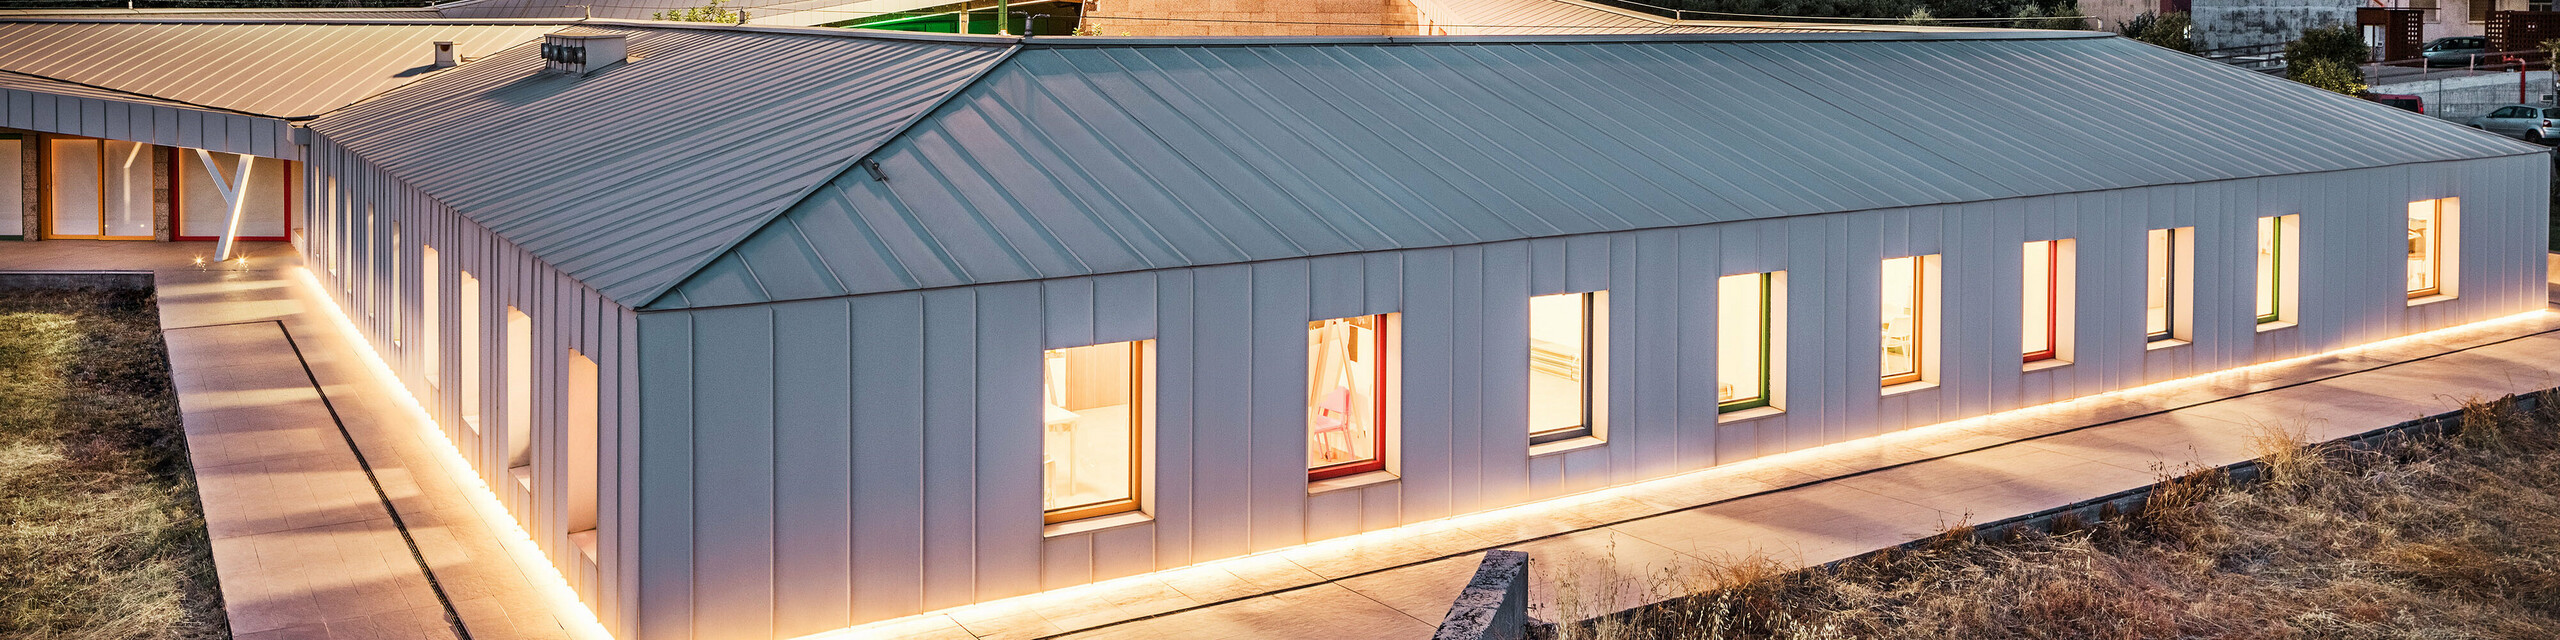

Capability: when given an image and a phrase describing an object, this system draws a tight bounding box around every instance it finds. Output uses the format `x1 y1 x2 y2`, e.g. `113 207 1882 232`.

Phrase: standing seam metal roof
308 24 1015 306
0 21 561 117
655 33 2543 310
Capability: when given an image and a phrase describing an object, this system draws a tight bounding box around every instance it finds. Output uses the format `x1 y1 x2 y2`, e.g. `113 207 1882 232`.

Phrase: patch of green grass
0 286 227 639
1577 395 2560 640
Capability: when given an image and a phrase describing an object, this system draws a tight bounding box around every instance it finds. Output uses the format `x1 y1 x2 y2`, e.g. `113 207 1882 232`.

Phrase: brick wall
1081 0 1422 36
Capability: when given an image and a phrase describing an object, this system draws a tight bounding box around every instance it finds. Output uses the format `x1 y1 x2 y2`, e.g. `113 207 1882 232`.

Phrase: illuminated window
2409 199 2451 298
1044 341 1145 524
506 306 533 492
391 222 402 347
1881 256 1930 386
2023 241 2059 362
2146 228 2187 342
1308 315 1388 480
460 271 482 433
2257 216 2299 324
1529 292 1602 444
567 350 600 562
424 245 440 389
1717 273 1774 412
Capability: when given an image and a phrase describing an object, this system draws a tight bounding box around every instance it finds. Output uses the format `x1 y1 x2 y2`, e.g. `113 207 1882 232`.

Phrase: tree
1902 7 1940 25
2015 0 2088 30
2285 24 2370 79
2292 59 2368 95
652 0 749 24
2122 11 2193 53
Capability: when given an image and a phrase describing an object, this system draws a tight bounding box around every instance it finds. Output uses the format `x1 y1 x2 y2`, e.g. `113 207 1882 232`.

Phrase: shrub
2292 59 2368 95
652 0 748 24
2123 11 2193 53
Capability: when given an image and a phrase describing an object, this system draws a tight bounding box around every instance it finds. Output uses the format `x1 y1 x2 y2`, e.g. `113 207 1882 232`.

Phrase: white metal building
3 18 2550 640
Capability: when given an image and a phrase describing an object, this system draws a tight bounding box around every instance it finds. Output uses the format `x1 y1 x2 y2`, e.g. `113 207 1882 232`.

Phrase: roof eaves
0 16 583 25
632 39 1029 310
0 67 281 118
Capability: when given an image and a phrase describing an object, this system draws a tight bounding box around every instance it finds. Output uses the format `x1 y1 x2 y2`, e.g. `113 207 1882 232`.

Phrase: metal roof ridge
1031 30 2113 46
0 67 281 118
631 39 1030 309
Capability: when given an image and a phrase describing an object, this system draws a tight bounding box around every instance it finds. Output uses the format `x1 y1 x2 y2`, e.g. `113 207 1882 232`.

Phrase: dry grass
1570 393 2560 640
0 286 227 639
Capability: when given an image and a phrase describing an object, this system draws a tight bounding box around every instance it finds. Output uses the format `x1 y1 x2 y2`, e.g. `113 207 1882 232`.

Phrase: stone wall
2191 0 2358 51
1081 0 1421 36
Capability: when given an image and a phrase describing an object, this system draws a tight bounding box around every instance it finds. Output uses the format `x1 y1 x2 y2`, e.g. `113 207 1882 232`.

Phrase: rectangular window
1717 273 1774 412
43 138 151 240
391 222 402 348
506 306 533 492
1881 256 1928 386
2257 216 2286 324
1528 292 1600 444
2409 199 2450 298
567 350 600 562
1043 341 1144 524
2146 228 2185 342
424 245 440 388
460 272 482 433
1308 315 1388 480
2023 241 2059 362
364 207 376 318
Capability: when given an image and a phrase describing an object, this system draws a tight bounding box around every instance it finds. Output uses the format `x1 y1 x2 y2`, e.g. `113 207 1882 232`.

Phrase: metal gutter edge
0 68 284 119
628 40 1029 310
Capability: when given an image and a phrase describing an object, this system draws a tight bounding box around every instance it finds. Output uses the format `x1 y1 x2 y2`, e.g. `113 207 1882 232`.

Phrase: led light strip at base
799 307 2560 640
294 267 614 640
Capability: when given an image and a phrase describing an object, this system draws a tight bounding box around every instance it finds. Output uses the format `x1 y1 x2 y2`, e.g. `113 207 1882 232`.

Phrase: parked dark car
2366 93 2425 114
2422 36 2489 67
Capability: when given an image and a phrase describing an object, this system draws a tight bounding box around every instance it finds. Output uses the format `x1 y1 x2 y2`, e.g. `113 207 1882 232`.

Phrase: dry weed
1572 395 2560 639
0 287 226 639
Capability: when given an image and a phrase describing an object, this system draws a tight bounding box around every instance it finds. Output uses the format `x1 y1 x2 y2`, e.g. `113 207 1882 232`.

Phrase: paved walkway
0 241 587 640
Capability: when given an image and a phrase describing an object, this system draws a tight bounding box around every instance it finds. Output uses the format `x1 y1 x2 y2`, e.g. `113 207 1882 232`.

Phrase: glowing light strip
293 267 614 640
798 306 2560 640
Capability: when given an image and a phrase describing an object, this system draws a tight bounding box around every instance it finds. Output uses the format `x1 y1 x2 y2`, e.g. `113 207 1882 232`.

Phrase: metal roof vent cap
541 32 628 77
433 41 458 68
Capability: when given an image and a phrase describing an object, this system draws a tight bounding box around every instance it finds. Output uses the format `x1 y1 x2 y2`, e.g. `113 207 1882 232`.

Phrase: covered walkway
0 241 598 640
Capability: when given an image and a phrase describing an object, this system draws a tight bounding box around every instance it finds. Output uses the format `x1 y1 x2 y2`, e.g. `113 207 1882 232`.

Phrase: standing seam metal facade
635 154 2548 639
300 134 644 638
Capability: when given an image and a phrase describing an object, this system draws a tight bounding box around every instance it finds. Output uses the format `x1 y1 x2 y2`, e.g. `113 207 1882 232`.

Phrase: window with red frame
1308 315 1388 480
2023 240 2059 362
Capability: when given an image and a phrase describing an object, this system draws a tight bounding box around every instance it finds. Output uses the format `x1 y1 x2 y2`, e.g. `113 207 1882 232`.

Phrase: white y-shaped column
194 148 257 262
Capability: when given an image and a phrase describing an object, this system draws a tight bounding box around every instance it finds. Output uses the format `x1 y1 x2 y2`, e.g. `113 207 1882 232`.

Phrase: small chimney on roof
432 41 458 68
541 32 629 77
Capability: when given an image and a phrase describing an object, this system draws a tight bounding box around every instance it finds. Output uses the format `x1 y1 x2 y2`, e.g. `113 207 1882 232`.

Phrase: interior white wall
631 154 2552 639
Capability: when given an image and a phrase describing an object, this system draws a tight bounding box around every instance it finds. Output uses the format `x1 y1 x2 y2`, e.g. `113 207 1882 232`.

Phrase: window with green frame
2256 216 2282 324
1717 272 1774 412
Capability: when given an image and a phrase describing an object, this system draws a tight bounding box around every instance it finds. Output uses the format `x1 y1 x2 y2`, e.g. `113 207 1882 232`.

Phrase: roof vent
432 41 457 68
541 33 628 77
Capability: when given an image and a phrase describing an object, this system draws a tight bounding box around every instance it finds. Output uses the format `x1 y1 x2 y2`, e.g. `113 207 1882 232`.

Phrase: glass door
46 137 155 240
